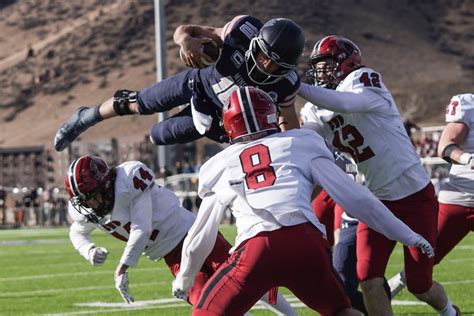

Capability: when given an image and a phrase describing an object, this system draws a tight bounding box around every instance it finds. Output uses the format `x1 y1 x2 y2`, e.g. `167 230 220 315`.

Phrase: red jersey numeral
102 220 159 242
359 72 381 88
332 124 375 163
133 167 154 191
448 101 459 115
239 144 276 189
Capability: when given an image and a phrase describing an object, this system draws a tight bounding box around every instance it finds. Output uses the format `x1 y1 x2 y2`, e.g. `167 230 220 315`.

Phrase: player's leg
356 221 396 316
393 184 459 315
150 106 203 145
279 223 353 315
312 190 336 246
333 218 367 314
435 202 473 264
54 69 195 150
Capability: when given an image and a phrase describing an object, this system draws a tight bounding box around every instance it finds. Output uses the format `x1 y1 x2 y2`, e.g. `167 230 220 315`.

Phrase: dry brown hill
0 0 473 148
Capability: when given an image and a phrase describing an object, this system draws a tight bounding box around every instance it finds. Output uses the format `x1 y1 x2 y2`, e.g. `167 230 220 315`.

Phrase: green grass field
0 225 473 315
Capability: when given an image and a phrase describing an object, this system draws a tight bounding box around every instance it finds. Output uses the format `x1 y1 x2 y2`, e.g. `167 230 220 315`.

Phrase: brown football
200 41 220 66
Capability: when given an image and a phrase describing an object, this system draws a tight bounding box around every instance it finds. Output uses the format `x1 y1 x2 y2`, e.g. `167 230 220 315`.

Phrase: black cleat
54 106 101 151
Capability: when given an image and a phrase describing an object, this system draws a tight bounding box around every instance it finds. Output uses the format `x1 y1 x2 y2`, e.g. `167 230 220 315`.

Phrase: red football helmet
306 35 362 89
223 87 280 142
65 155 115 223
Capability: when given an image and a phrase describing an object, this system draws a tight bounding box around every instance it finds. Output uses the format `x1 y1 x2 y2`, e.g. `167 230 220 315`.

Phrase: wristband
459 152 473 165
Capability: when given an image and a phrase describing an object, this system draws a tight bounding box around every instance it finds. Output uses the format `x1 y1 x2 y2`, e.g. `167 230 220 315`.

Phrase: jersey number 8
239 144 276 189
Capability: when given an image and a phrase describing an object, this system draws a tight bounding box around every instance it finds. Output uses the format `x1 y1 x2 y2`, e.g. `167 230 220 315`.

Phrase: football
180 40 220 68
200 41 220 66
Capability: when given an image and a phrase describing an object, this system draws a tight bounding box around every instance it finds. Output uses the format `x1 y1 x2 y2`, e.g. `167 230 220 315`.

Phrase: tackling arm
173 193 225 293
298 82 383 113
311 156 431 250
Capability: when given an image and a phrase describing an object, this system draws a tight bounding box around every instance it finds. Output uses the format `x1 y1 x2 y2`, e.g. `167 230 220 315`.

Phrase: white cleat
388 270 406 299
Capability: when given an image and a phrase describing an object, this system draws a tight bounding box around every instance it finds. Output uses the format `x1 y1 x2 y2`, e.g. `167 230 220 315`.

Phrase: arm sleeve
120 188 154 267
174 193 226 291
310 156 421 246
69 221 97 261
298 82 385 113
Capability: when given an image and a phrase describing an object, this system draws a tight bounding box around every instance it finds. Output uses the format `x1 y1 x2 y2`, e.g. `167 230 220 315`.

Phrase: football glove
172 279 189 301
414 236 434 258
88 246 108 266
115 272 134 304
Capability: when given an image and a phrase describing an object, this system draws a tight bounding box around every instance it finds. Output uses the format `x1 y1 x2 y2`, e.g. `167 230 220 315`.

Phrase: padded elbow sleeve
441 143 460 163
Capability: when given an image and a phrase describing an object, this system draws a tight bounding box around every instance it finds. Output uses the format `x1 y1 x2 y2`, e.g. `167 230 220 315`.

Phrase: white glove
115 272 134 303
88 247 108 266
172 279 189 301
414 236 434 258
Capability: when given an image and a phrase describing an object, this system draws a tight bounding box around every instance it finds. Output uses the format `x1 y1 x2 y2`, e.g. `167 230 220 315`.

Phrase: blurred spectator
182 158 194 173
0 187 6 225
57 197 69 226
14 199 24 228
32 189 44 226
22 193 32 226
413 132 441 158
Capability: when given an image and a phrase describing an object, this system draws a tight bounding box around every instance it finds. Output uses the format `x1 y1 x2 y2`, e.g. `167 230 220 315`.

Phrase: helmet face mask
245 18 305 85
245 38 294 85
66 156 115 223
223 87 280 142
306 35 362 89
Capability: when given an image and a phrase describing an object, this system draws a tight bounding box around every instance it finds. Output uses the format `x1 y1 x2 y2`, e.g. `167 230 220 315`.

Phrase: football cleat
388 270 406 299
54 106 102 151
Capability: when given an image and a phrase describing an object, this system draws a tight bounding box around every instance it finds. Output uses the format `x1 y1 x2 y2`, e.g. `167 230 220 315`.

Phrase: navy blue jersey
199 15 300 110
136 16 300 145
137 16 299 116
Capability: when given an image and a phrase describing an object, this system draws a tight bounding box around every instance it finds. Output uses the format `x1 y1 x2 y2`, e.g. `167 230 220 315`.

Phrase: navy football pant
150 105 225 145
333 219 367 314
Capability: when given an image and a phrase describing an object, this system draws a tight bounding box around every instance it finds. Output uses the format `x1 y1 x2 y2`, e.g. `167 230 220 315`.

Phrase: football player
172 87 434 315
54 16 304 151
389 93 474 304
300 35 459 315
66 155 296 314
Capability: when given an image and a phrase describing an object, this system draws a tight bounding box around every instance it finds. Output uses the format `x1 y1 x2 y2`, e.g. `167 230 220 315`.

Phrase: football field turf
0 225 472 315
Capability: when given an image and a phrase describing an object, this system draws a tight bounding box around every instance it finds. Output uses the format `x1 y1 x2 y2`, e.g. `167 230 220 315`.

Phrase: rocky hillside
0 0 472 148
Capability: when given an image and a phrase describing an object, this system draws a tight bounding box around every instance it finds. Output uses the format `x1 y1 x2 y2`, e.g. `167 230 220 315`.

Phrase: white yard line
41 295 426 316
0 267 163 282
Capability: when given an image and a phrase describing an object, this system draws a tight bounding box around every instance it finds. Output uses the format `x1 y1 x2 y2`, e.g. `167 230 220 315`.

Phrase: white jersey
69 161 195 267
198 129 422 250
299 67 429 200
438 93 474 207
199 129 328 249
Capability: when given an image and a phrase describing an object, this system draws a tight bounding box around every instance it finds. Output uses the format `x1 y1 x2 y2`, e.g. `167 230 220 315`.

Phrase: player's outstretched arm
299 82 382 113
173 193 225 296
311 156 434 256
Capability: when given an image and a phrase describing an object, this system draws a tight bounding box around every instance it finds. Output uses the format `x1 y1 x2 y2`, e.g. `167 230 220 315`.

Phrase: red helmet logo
223 87 279 142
